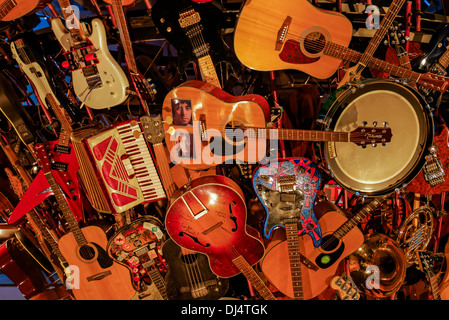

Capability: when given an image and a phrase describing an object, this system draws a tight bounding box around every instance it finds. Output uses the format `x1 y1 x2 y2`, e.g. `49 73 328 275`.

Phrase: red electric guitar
165 175 276 300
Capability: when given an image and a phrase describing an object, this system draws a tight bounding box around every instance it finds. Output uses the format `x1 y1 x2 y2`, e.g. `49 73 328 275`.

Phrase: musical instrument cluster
0 0 449 301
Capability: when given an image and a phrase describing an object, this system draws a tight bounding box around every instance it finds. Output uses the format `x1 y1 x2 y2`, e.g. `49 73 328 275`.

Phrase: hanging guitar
140 115 229 300
51 0 130 109
233 0 449 92
162 80 392 171
8 94 84 225
253 158 321 300
107 216 169 300
151 0 241 91
10 31 82 123
165 175 276 300
34 142 136 300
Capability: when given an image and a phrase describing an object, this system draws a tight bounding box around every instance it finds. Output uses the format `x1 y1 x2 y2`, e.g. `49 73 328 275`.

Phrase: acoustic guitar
162 80 392 170
34 143 136 300
0 0 51 21
233 0 449 92
165 175 276 300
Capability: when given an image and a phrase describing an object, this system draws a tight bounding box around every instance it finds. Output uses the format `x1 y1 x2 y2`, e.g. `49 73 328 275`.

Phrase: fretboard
152 143 177 199
46 93 72 147
57 0 83 39
359 0 407 66
0 0 16 20
232 255 276 300
333 195 388 240
148 265 168 300
240 128 349 142
284 219 303 300
43 171 87 247
110 0 138 73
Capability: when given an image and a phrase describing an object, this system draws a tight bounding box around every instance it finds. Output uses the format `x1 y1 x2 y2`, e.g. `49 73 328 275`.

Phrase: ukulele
162 80 392 170
34 143 136 300
233 0 449 92
165 175 276 300
51 0 130 109
104 0 156 115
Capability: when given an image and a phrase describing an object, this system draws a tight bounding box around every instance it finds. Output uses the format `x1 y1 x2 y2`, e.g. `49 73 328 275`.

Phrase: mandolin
233 0 449 92
34 143 136 300
162 80 392 170
165 175 276 300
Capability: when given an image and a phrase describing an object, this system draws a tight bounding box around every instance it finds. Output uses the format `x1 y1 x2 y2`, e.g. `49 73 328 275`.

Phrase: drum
317 80 434 197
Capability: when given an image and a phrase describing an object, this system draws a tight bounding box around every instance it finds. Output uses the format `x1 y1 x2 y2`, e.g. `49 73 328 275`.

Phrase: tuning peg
383 122 389 127
372 143 377 147
373 121 378 126
382 142 387 147
362 121 368 126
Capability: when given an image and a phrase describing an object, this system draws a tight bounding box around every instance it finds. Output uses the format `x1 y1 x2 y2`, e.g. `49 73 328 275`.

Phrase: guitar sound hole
320 234 339 251
224 121 247 144
79 244 96 261
303 32 326 55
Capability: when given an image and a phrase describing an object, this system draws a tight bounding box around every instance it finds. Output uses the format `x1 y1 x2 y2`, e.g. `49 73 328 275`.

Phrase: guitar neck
232 255 276 300
110 0 138 74
359 0 407 66
56 0 84 39
198 55 221 88
251 128 349 142
152 143 177 199
334 195 388 239
284 219 303 300
324 42 449 92
46 93 73 146
148 266 168 300
437 45 449 70
0 0 16 20
430 276 442 300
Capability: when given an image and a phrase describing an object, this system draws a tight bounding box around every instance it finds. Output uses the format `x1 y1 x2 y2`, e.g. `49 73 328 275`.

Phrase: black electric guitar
151 0 241 91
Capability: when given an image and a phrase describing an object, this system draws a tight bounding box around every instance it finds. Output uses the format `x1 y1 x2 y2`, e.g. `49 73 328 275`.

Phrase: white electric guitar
51 0 130 109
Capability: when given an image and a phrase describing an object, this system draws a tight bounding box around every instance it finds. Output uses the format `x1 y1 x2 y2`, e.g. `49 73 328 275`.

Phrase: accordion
71 119 166 214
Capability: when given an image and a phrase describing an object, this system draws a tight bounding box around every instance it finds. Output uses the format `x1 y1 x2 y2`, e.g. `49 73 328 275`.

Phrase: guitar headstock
419 73 449 93
140 115 165 145
416 250 436 279
330 276 360 300
34 143 52 173
349 124 392 147
388 21 408 58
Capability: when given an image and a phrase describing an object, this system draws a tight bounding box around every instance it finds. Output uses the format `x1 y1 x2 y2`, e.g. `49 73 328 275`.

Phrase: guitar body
165 175 265 278
51 18 130 109
151 0 241 86
252 158 322 246
107 216 168 300
233 0 352 79
162 238 229 300
406 125 449 194
261 202 364 299
162 80 271 170
59 225 136 300
8 139 84 224
0 0 51 21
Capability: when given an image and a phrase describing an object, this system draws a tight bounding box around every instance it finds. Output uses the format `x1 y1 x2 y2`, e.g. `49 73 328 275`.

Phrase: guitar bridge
423 156 445 186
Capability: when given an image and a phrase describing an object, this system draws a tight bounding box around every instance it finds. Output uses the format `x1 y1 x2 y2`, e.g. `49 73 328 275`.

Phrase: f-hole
229 201 238 232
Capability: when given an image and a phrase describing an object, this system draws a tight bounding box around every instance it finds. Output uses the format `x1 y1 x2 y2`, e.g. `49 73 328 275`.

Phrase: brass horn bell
349 233 406 299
